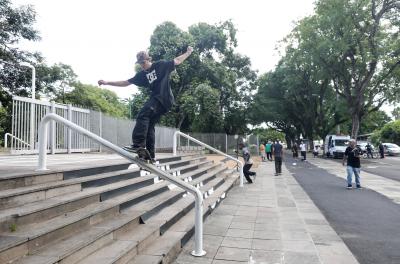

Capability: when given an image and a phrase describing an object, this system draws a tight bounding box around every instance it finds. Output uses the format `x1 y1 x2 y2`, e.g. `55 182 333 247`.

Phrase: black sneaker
123 145 141 153
346 184 352 189
356 185 362 190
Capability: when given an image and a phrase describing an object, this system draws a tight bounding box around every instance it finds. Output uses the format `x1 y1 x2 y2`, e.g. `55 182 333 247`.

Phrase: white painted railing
4 133 30 149
37 113 206 257
173 131 244 187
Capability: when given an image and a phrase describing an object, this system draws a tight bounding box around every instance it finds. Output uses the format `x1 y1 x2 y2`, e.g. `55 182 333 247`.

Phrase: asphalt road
285 154 400 264
327 155 400 182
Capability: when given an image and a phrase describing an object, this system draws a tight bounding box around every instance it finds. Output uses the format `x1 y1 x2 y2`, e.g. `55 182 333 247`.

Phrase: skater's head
349 139 356 147
136 51 152 70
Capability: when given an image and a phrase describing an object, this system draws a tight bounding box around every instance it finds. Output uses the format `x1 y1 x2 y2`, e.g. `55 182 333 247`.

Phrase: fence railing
37 113 207 257
173 131 244 187
10 96 259 156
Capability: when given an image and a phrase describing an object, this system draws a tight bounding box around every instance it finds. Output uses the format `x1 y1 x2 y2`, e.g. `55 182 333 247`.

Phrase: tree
378 120 400 145
297 0 400 138
252 128 285 143
58 83 129 118
139 21 256 133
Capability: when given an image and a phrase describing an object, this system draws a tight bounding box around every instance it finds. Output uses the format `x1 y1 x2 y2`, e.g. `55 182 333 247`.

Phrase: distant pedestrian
260 143 266 161
379 142 385 159
239 143 256 184
272 140 283 175
265 141 273 161
292 143 299 159
343 139 362 189
366 142 373 158
300 141 307 161
313 145 319 158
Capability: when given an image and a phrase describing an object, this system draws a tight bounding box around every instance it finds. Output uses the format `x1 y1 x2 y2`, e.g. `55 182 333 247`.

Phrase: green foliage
379 120 400 145
253 128 285 143
136 21 256 133
190 84 224 133
9 223 17 232
58 83 128 118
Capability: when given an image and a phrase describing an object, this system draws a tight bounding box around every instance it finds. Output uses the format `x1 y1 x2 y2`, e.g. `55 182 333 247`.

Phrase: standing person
292 142 299 159
366 142 373 159
239 143 256 183
265 141 272 161
300 141 307 161
313 145 319 158
379 142 385 159
272 140 283 176
343 139 362 189
98 47 193 161
259 142 266 161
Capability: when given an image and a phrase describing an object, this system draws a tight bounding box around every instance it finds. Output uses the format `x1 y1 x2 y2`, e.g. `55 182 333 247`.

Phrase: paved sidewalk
175 162 359 264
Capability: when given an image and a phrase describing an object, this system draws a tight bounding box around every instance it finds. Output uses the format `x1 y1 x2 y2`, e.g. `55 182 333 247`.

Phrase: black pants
275 157 282 174
243 163 255 183
266 152 272 160
132 98 166 159
301 151 306 160
380 150 384 158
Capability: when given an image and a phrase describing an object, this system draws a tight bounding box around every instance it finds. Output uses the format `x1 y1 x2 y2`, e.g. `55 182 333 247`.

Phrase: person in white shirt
300 141 307 161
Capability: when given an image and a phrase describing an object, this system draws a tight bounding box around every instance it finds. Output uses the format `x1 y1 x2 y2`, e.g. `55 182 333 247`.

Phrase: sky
13 0 316 99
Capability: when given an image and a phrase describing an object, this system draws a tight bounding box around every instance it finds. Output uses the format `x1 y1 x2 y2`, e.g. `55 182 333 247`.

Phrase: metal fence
10 96 91 154
9 96 259 155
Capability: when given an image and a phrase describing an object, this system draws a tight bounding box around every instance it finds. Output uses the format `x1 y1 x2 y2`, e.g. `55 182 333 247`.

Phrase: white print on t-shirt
146 70 157 84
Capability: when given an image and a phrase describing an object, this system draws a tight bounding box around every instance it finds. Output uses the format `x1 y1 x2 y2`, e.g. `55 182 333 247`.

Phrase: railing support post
173 131 244 187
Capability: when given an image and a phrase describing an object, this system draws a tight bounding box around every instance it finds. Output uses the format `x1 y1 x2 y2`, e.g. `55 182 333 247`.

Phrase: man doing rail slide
98 46 193 162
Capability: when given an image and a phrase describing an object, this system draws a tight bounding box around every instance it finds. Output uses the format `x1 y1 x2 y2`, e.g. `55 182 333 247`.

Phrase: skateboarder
98 46 193 162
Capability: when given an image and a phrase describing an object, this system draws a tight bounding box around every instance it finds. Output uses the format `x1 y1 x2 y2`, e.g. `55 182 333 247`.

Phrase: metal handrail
4 133 31 149
173 131 244 187
37 113 206 257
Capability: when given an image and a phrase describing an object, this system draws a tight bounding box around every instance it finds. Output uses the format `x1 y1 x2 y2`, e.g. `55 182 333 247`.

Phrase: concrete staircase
0 153 239 264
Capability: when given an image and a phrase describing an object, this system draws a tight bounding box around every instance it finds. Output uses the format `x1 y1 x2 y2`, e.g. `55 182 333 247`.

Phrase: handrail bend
37 113 206 257
4 133 31 149
173 131 244 187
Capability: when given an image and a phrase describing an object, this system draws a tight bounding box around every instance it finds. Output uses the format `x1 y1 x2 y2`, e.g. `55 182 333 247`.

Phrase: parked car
383 143 400 156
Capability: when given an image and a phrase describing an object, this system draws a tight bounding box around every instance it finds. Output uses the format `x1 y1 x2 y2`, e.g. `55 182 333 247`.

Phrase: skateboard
123 146 154 164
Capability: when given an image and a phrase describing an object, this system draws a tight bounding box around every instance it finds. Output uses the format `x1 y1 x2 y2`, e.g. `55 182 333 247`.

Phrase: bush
0 106 7 146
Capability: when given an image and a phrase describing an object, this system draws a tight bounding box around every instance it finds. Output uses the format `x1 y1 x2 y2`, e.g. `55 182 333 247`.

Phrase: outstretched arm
174 46 193 65
98 80 130 87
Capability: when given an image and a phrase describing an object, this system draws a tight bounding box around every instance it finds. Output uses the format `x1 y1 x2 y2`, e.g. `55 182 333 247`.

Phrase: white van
324 135 350 158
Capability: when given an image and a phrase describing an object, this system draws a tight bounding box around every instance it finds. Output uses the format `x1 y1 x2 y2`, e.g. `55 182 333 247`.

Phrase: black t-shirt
345 146 361 168
127 60 175 110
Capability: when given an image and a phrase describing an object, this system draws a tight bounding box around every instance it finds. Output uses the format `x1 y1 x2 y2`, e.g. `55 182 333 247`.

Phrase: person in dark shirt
272 140 283 176
238 143 256 184
98 47 193 161
378 142 385 159
343 139 362 189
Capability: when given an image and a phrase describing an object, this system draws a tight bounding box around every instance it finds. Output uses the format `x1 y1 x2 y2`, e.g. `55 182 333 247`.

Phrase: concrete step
0 156 205 210
74 172 229 264
7 170 229 264
0 154 202 192
129 175 238 264
0 160 225 263
0 159 211 233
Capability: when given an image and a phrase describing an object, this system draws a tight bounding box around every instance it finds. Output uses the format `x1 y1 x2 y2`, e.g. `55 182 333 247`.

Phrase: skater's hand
187 46 193 55
98 80 107 86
